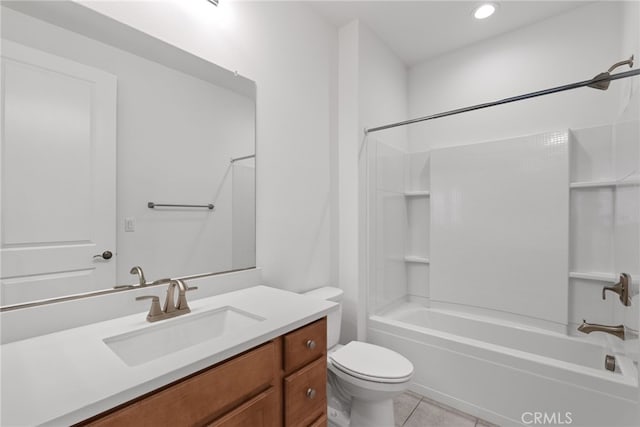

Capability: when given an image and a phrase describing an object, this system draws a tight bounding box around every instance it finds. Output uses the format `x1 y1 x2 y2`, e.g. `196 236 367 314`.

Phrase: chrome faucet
602 273 631 306
130 266 148 287
136 279 198 322
114 269 168 290
577 320 625 340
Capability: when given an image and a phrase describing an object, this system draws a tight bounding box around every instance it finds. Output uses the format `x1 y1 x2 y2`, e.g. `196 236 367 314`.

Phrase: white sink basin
104 306 265 366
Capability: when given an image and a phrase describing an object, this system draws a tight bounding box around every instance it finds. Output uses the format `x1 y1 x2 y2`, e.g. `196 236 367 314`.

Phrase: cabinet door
209 388 278 427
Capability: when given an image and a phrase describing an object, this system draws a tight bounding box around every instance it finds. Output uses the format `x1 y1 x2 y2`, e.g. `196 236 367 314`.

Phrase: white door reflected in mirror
1 41 116 306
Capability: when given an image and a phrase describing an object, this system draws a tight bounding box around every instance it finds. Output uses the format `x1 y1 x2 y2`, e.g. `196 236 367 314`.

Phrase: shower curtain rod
230 154 256 163
364 68 640 134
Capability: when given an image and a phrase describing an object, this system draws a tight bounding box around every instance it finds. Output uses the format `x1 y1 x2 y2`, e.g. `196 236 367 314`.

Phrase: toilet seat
329 341 413 384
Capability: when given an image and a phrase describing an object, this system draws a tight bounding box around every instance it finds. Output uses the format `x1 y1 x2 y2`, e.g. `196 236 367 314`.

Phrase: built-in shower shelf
404 256 430 264
570 272 639 285
569 272 617 282
404 191 430 197
570 178 640 189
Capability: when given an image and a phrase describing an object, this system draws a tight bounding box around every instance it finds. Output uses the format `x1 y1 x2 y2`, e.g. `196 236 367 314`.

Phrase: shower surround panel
430 131 570 331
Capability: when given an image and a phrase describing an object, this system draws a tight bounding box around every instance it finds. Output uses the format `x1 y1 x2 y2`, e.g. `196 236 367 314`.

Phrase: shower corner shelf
569 272 616 282
570 178 640 189
404 190 430 197
404 256 430 264
570 272 639 285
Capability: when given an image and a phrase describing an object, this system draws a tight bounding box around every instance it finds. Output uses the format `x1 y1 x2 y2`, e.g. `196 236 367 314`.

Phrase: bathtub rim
368 311 638 398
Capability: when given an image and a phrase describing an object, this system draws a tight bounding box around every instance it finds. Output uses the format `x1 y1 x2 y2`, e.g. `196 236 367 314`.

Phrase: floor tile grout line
398 392 495 427
401 396 423 427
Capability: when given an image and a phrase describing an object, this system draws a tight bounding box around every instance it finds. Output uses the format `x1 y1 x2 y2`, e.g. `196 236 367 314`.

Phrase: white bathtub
368 303 639 426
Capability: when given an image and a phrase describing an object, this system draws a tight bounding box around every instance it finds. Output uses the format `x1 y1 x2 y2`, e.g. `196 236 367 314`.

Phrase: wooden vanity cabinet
80 317 327 427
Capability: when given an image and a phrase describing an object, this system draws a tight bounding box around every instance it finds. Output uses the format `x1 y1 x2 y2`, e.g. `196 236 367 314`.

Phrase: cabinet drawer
86 341 276 426
283 317 326 373
284 357 327 427
208 387 278 427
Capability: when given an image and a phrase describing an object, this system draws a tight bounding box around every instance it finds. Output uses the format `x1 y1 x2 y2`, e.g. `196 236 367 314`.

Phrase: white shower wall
430 131 570 330
368 141 407 313
371 121 639 336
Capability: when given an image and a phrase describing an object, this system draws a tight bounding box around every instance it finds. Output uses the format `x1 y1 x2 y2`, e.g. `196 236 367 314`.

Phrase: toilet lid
329 341 413 384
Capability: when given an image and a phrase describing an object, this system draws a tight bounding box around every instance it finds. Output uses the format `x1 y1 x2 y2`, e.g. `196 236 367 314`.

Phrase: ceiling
307 1 590 65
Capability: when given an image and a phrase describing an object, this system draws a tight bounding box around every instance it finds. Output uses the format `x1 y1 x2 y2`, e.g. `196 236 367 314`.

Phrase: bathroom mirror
0 1 256 307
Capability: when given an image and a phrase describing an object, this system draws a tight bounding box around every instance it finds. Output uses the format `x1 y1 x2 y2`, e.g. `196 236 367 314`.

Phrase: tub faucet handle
602 273 631 306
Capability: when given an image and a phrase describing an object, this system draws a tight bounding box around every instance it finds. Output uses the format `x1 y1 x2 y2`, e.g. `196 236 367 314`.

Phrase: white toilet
304 287 414 427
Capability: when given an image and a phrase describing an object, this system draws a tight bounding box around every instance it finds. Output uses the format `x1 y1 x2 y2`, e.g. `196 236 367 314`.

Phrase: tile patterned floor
393 391 499 427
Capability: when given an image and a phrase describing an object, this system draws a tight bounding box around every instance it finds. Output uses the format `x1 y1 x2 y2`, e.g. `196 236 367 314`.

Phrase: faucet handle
136 295 163 321
175 284 198 311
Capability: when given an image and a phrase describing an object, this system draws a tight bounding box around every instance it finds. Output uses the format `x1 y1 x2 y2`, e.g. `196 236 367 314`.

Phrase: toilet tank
303 287 343 349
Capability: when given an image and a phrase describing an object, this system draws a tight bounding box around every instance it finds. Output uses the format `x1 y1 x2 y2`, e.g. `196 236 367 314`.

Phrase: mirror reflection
0 1 256 307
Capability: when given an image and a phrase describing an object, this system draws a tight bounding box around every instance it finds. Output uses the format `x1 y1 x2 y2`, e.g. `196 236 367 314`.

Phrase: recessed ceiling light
474 3 497 20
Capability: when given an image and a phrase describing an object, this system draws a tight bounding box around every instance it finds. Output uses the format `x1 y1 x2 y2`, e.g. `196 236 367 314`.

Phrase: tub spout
578 320 625 340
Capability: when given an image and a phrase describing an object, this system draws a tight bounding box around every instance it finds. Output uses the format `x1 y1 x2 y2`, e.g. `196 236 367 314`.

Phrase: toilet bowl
303 287 414 427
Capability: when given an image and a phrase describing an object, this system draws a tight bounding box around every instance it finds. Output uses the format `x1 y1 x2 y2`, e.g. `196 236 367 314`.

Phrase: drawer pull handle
306 339 316 350
306 388 317 399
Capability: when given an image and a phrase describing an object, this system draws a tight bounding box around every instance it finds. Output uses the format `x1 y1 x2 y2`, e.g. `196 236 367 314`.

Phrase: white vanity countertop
1 285 337 426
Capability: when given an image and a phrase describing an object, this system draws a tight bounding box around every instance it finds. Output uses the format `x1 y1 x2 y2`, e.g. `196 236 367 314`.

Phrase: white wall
358 25 409 153
338 20 408 341
75 1 338 292
408 1 625 152
338 21 360 342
